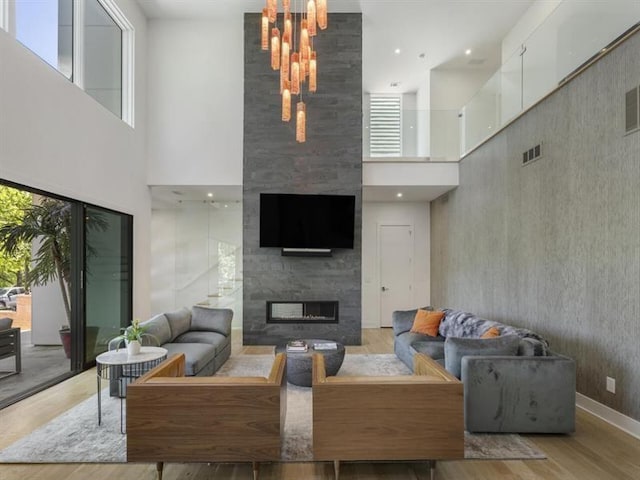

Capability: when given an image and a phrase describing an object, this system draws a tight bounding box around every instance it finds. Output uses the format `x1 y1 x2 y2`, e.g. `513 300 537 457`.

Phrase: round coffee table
275 339 345 387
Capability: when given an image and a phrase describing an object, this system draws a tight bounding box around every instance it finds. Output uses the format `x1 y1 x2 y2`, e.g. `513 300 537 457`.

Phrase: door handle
381 286 389 292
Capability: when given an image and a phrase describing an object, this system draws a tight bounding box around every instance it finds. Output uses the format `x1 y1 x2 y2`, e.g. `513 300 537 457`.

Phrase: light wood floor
1 328 638 480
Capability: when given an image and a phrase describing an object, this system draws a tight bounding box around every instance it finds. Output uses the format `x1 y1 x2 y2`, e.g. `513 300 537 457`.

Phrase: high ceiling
136 0 533 93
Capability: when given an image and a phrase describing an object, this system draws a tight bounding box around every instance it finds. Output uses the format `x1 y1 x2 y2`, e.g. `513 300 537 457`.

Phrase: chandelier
261 0 328 143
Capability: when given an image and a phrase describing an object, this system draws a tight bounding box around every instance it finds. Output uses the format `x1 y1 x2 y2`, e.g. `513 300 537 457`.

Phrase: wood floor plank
0 328 639 480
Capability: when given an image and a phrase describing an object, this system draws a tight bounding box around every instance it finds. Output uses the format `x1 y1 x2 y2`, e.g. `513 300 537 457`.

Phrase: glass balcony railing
363 107 461 162
460 0 640 155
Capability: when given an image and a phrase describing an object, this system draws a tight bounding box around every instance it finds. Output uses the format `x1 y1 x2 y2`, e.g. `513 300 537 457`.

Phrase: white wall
146 19 243 186
362 202 430 328
0 0 151 337
416 79 430 157
502 0 562 62
151 202 243 328
430 68 495 160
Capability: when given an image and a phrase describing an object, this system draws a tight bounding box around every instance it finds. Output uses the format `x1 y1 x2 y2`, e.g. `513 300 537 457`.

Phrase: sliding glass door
83 205 132 365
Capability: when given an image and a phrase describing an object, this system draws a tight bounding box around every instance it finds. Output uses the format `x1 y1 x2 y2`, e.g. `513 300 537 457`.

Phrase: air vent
369 95 402 156
522 143 543 166
625 86 639 134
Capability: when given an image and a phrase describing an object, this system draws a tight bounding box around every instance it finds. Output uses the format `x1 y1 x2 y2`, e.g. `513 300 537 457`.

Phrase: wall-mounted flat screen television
260 193 355 249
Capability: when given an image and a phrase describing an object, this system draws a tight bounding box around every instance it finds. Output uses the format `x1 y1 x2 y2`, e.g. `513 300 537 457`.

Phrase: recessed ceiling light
224 204 228 208
394 48 401 55
207 193 213 197
397 193 403 198
465 49 472 55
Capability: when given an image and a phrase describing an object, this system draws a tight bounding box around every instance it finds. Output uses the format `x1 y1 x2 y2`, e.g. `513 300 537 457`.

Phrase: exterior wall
431 32 640 421
243 13 362 345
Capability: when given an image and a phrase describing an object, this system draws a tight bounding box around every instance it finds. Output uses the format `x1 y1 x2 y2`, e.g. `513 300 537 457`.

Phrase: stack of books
286 340 308 352
313 341 338 350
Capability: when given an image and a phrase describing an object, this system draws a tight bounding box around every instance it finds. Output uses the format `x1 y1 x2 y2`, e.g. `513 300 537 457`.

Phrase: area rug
0 354 545 463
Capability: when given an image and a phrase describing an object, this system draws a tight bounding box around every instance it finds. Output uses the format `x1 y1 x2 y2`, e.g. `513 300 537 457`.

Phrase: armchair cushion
165 307 192 340
444 334 520 378
191 306 232 336
0 317 12 330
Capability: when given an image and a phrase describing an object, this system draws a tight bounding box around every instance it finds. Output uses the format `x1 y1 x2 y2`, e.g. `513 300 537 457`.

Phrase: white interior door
379 224 413 327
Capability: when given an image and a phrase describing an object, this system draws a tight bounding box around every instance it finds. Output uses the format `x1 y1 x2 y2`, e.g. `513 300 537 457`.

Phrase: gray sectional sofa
111 305 233 376
393 307 576 434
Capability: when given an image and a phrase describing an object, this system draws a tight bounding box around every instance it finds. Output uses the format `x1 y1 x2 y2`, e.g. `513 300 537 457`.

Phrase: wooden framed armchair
126 353 287 480
312 353 463 480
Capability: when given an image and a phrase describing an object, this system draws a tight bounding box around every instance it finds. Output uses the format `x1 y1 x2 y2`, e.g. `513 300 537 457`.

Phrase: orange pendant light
296 101 306 142
284 12 292 44
280 33 290 93
291 52 300 95
300 19 309 61
307 0 317 36
309 51 317 92
267 0 277 23
282 80 291 122
261 8 269 50
271 28 281 70
317 0 327 30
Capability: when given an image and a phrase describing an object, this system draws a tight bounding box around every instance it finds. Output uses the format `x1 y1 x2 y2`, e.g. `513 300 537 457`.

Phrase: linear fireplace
267 301 339 324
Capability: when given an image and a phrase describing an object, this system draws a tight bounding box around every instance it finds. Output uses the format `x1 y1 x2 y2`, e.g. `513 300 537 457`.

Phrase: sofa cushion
411 310 444 336
165 307 192 340
392 306 431 336
174 331 228 355
444 334 520 378
162 343 217 376
139 314 172 345
518 337 548 356
410 339 445 360
481 327 501 339
191 306 232 336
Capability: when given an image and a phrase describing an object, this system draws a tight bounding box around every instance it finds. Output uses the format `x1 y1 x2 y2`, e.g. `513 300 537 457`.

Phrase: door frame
377 222 414 328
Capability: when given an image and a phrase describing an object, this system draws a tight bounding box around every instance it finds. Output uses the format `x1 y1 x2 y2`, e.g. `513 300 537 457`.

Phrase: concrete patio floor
0 330 71 407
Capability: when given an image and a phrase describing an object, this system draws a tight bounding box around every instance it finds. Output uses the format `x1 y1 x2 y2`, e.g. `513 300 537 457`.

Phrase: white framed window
369 94 403 157
2 0 134 125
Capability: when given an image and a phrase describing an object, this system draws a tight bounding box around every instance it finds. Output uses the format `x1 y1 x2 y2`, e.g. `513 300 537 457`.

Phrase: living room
1 0 639 479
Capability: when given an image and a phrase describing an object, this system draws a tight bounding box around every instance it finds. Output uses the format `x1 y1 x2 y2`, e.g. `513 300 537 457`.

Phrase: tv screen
260 193 355 249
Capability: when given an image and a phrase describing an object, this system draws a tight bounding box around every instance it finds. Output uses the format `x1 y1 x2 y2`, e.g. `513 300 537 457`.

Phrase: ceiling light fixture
394 48 401 54
261 0 329 143
207 193 213 198
465 49 472 55
397 193 403 198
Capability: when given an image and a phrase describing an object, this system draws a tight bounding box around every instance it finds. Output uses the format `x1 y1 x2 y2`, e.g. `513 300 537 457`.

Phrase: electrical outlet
606 376 616 394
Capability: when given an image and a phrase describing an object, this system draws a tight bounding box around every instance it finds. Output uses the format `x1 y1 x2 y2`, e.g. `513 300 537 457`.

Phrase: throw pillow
444 334 520 379
410 309 444 337
481 327 500 339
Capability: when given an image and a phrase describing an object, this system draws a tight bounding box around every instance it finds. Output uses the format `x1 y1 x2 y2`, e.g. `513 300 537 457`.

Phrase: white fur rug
0 354 545 463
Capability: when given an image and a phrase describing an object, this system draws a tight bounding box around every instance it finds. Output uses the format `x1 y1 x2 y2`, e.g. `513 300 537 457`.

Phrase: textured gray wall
431 32 640 420
243 13 362 345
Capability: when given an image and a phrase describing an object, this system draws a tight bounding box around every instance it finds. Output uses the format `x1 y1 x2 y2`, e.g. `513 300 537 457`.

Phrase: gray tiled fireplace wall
242 13 363 345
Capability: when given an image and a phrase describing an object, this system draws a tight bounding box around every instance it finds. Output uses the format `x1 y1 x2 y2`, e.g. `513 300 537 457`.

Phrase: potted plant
111 319 155 356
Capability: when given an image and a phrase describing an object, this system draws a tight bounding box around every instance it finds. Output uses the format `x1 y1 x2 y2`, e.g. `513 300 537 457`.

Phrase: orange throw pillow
481 327 501 339
410 309 444 337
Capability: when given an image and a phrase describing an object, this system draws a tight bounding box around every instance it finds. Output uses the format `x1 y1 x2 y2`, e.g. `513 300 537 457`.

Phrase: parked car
0 286 26 310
